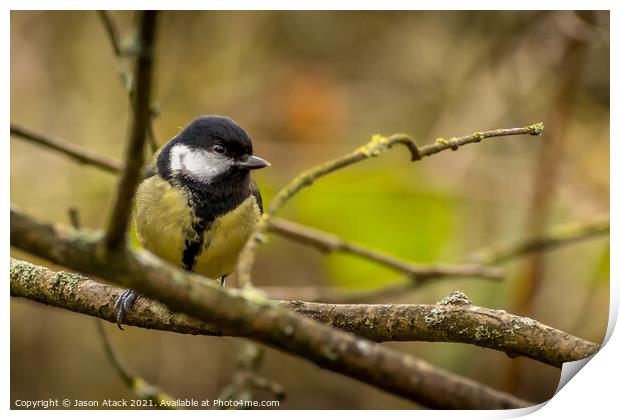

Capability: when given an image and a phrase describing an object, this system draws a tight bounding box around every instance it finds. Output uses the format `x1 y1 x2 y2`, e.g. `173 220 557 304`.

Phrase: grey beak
235 155 270 170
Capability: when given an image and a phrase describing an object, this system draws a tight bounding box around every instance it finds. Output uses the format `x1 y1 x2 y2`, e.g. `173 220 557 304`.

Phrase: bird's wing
250 179 264 214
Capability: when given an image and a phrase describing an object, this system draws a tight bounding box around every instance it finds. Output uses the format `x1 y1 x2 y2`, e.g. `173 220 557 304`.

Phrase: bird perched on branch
115 115 270 328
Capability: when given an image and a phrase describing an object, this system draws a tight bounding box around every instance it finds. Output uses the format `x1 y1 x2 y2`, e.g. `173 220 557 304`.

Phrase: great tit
115 115 270 328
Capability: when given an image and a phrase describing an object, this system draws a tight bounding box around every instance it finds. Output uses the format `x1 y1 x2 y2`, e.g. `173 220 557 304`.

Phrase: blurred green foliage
290 162 456 288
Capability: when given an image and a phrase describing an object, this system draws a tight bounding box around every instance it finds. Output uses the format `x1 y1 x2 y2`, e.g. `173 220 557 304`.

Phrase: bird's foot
115 289 138 330
220 274 228 288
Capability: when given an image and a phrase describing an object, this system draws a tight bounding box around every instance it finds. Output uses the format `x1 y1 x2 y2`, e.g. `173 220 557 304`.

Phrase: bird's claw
115 289 138 330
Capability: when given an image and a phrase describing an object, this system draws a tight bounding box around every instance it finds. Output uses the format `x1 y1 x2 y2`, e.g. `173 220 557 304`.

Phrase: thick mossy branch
66 206 173 408
10 210 530 409
236 124 545 287
10 258 597 368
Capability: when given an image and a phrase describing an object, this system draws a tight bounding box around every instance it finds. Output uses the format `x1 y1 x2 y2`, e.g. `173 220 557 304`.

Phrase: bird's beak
235 155 270 170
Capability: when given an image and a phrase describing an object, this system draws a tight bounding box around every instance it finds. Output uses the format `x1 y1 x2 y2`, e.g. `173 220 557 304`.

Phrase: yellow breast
133 176 261 279
193 196 261 278
133 177 195 268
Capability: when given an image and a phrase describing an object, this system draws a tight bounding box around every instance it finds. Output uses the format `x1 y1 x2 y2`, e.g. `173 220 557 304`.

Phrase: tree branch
104 11 157 250
97 10 123 57
95 319 176 408
9 122 507 286
66 206 174 408
16 122 604 290
269 218 503 281
217 341 285 407
468 217 610 264
236 124 545 287
10 123 123 174
96 10 159 152
10 257 597 369
266 216 608 303
10 209 531 409
10 116 601 273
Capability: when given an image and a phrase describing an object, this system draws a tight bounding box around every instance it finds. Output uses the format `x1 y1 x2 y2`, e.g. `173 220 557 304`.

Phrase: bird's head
161 115 269 185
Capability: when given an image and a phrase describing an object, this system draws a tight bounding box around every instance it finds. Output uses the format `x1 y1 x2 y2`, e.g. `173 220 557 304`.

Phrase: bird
115 115 270 328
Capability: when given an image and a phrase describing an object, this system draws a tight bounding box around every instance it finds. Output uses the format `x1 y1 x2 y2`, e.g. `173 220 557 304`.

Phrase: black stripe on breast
179 179 249 272
181 219 207 271
161 151 254 272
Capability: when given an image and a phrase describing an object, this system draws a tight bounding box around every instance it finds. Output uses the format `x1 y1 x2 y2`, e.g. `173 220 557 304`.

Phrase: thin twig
8 123 506 285
97 10 159 152
267 216 608 304
217 342 285 408
98 11 271 405
14 121 597 269
67 207 82 229
9 257 598 369
104 11 158 250
10 123 123 174
23 121 603 285
12 123 605 299
10 210 531 409
420 124 543 158
270 218 503 281
97 10 123 57
66 207 174 409
95 320 177 408
510 14 594 393
236 124 545 287
468 216 610 264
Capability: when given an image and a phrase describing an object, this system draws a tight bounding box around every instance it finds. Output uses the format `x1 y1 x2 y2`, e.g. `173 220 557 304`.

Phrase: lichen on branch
10 209 531 409
10 258 597 368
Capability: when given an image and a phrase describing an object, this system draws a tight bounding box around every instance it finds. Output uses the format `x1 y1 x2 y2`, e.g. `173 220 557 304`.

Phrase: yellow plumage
133 175 261 279
114 115 269 327
193 197 261 278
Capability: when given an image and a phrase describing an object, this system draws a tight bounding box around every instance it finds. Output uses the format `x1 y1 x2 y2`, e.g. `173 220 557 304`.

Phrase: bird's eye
213 144 226 154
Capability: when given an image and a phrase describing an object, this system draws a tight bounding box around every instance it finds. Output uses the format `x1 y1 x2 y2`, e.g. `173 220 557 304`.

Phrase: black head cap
157 115 269 182
176 115 253 157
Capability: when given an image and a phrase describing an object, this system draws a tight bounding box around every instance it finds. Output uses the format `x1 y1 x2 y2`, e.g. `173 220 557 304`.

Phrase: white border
4 3 616 419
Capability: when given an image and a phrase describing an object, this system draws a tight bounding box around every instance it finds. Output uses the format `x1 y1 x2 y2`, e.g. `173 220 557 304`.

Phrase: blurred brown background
10 11 609 409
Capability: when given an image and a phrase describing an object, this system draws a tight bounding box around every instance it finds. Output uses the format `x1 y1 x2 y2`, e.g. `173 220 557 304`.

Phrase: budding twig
236 124 545 287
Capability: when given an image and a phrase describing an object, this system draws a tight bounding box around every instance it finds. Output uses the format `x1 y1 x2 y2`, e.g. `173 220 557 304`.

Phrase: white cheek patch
169 144 232 183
